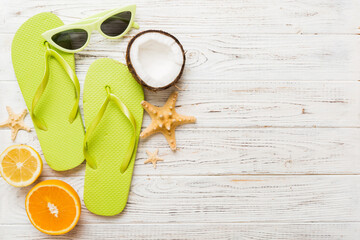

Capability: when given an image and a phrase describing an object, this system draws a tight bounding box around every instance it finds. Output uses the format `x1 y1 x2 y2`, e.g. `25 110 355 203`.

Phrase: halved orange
25 180 81 235
0 145 42 187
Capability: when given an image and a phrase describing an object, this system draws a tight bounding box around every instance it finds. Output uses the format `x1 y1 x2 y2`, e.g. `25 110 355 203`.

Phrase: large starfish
144 149 163 169
140 91 196 150
0 106 31 141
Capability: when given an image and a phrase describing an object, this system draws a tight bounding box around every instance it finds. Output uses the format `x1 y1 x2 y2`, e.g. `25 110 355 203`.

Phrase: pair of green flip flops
11 13 144 216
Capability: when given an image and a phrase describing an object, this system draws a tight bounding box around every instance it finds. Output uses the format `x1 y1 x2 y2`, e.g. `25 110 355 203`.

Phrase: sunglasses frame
42 5 139 53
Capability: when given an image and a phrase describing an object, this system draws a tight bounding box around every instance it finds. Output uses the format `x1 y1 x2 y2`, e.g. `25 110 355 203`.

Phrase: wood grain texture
1 0 360 238
1 223 359 239
1 176 360 224
1 0 360 34
1 80 360 128
1 81 360 176
1 33 360 81
1 127 360 176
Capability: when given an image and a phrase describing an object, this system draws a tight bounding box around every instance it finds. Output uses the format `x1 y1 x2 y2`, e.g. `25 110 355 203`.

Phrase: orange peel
25 180 81 235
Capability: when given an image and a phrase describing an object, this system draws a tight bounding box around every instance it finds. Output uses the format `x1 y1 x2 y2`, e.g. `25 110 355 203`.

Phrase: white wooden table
1 0 360 239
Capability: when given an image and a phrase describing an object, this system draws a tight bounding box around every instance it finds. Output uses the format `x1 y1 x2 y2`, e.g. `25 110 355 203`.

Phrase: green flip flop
11 13 85 171
83 58 144 216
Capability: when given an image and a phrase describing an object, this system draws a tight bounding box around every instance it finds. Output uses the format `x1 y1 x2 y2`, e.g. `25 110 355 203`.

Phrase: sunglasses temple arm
133 22 140 29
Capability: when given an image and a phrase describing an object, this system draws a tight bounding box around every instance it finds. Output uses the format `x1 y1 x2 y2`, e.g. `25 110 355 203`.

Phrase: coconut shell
126 30 186 91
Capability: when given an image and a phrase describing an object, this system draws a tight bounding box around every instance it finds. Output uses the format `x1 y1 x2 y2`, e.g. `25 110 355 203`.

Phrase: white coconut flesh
129 32 184 88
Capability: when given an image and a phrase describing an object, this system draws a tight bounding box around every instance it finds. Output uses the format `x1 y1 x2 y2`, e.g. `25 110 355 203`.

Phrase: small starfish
0 106 31 141
140 91 196 150
144 149 163 169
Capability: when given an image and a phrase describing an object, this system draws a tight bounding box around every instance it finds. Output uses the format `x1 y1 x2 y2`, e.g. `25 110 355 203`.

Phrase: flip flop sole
83 58 144 216
12 13 85 171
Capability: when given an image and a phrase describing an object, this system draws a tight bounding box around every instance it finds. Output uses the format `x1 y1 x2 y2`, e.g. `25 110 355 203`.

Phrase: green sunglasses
42 5 139 53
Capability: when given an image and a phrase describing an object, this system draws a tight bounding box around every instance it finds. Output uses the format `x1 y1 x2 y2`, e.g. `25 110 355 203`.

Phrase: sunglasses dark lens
100 11 132 37
51 29 88 50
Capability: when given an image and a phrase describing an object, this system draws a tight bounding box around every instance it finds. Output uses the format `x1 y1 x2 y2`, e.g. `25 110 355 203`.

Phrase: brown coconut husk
126 30 186 91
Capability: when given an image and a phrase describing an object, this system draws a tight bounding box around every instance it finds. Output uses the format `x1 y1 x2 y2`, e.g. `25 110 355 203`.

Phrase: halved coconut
126 30 186 91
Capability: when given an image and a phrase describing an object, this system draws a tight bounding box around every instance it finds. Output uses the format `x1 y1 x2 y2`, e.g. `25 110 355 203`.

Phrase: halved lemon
0 145 42 187
25 180 81 235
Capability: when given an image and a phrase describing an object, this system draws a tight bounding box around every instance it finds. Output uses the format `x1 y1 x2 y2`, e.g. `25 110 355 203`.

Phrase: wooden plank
1 127 359 176
0 176 359 224
1 0 360 34
1 223 359 239
1 34 360 82
1 81 359 175
1 81 360 128
1 0 360 237
1 80 360 175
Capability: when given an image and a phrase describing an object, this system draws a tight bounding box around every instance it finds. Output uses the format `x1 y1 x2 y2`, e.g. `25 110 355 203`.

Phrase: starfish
140 91 196 150
0 106 31 141
144 149 163 169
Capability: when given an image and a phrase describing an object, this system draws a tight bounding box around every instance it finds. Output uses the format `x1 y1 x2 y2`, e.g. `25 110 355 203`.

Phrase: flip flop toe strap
31 42 80 130
83 86 137 173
